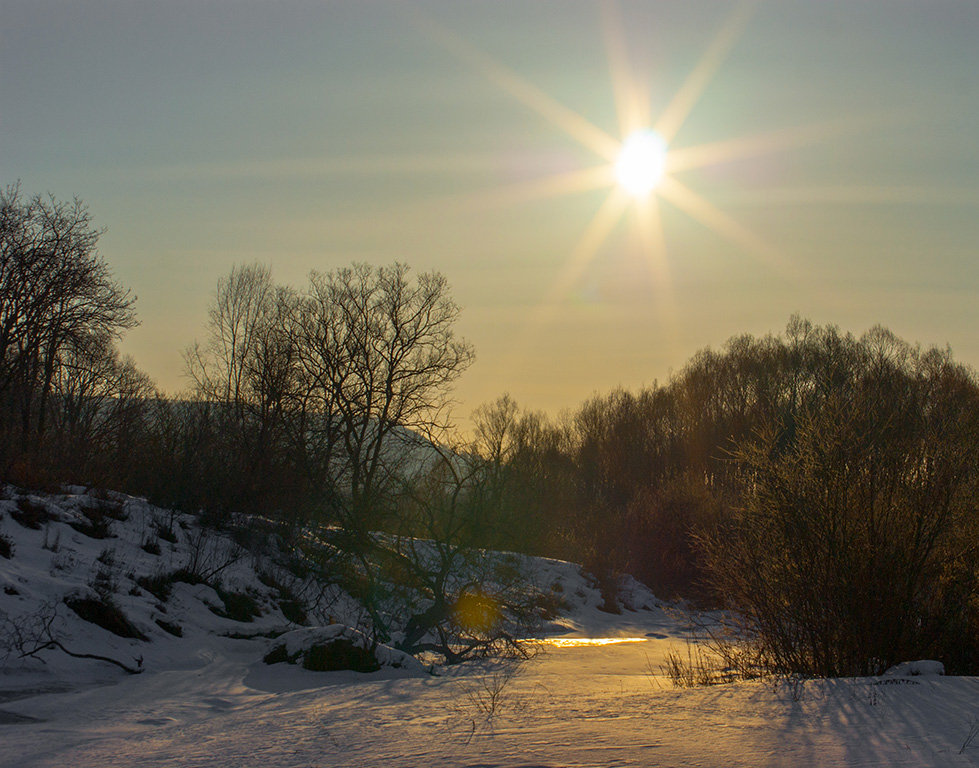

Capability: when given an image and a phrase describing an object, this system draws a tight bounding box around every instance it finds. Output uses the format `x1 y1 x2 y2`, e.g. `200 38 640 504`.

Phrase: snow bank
884 659 946 677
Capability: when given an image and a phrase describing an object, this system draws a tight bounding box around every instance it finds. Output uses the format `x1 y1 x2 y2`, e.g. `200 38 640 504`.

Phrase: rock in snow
263 625 422 673
883 660 945 677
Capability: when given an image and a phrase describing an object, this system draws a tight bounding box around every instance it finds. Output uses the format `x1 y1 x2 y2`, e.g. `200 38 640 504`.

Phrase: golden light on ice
540 637 648 648
615 130 667 197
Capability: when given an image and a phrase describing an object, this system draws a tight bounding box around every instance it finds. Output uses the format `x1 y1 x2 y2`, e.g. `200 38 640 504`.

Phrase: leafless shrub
0 600 143 673
49 550 79 575
701 330 979 677
11 498 53 529
455 659 526 743
961 714 979 755
184 523 242 582
661 641 732 688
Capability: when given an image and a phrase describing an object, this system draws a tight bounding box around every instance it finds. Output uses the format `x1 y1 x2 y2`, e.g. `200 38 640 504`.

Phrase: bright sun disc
615 130 667 196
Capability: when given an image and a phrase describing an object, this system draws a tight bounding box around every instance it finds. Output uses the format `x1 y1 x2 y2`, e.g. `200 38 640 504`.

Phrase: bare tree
275 264 476 643
296 263 475 529
0 601 143 674
180 261 473 532
187 264 283 407
49 332 154 484
0 184 138 473
388 447 540 662
185 264 299 515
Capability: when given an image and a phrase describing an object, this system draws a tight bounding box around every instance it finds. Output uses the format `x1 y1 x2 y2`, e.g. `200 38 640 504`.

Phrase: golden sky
2 0 978 421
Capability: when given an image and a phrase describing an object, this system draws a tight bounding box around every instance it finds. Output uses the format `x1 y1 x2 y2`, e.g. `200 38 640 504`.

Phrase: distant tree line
4 185 978 674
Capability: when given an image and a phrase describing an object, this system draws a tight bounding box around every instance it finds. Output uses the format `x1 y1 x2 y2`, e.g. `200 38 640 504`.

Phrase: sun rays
652 0 762 145
403 0 799 373
395 1 954 386
415 0 798 310
418 16 621 164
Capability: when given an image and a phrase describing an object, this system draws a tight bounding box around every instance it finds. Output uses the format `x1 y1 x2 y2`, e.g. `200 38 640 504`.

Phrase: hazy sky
2 0 978 421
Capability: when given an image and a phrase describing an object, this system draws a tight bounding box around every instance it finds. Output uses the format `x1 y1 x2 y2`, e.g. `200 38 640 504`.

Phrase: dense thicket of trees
5 187 979 673
465 320 979 673
704 328 979 675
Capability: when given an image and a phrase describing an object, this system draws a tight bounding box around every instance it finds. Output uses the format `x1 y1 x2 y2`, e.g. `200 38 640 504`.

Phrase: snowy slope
2 486 978 767
0 487 310 685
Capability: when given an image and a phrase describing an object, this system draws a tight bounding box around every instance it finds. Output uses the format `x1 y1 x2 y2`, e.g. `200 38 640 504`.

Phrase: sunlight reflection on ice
539 637 648 648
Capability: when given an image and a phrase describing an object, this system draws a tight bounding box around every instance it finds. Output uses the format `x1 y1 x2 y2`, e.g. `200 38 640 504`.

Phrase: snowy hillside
0 485 662 685
2 486 979 767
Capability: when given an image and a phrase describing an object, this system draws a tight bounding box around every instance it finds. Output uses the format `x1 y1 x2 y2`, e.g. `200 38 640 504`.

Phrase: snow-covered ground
2 487 979 766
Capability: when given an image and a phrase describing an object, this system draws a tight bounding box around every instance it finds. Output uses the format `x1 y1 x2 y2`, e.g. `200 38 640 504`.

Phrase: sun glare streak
457 165 617 210
404 0 836 377
500 187 631 372
145 153 508 181
601 0 649 138
634 196 680 340
726 186 979 207
281 166 620 241
658 175 789 272
666 116 882 174
654 0 761 143
544 186 632 306
635 194 671 289
418 17 621 162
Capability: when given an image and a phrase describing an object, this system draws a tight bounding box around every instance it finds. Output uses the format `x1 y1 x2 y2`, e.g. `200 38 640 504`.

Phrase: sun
411 0 884 384
419 0 807 303
615 130 667 197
